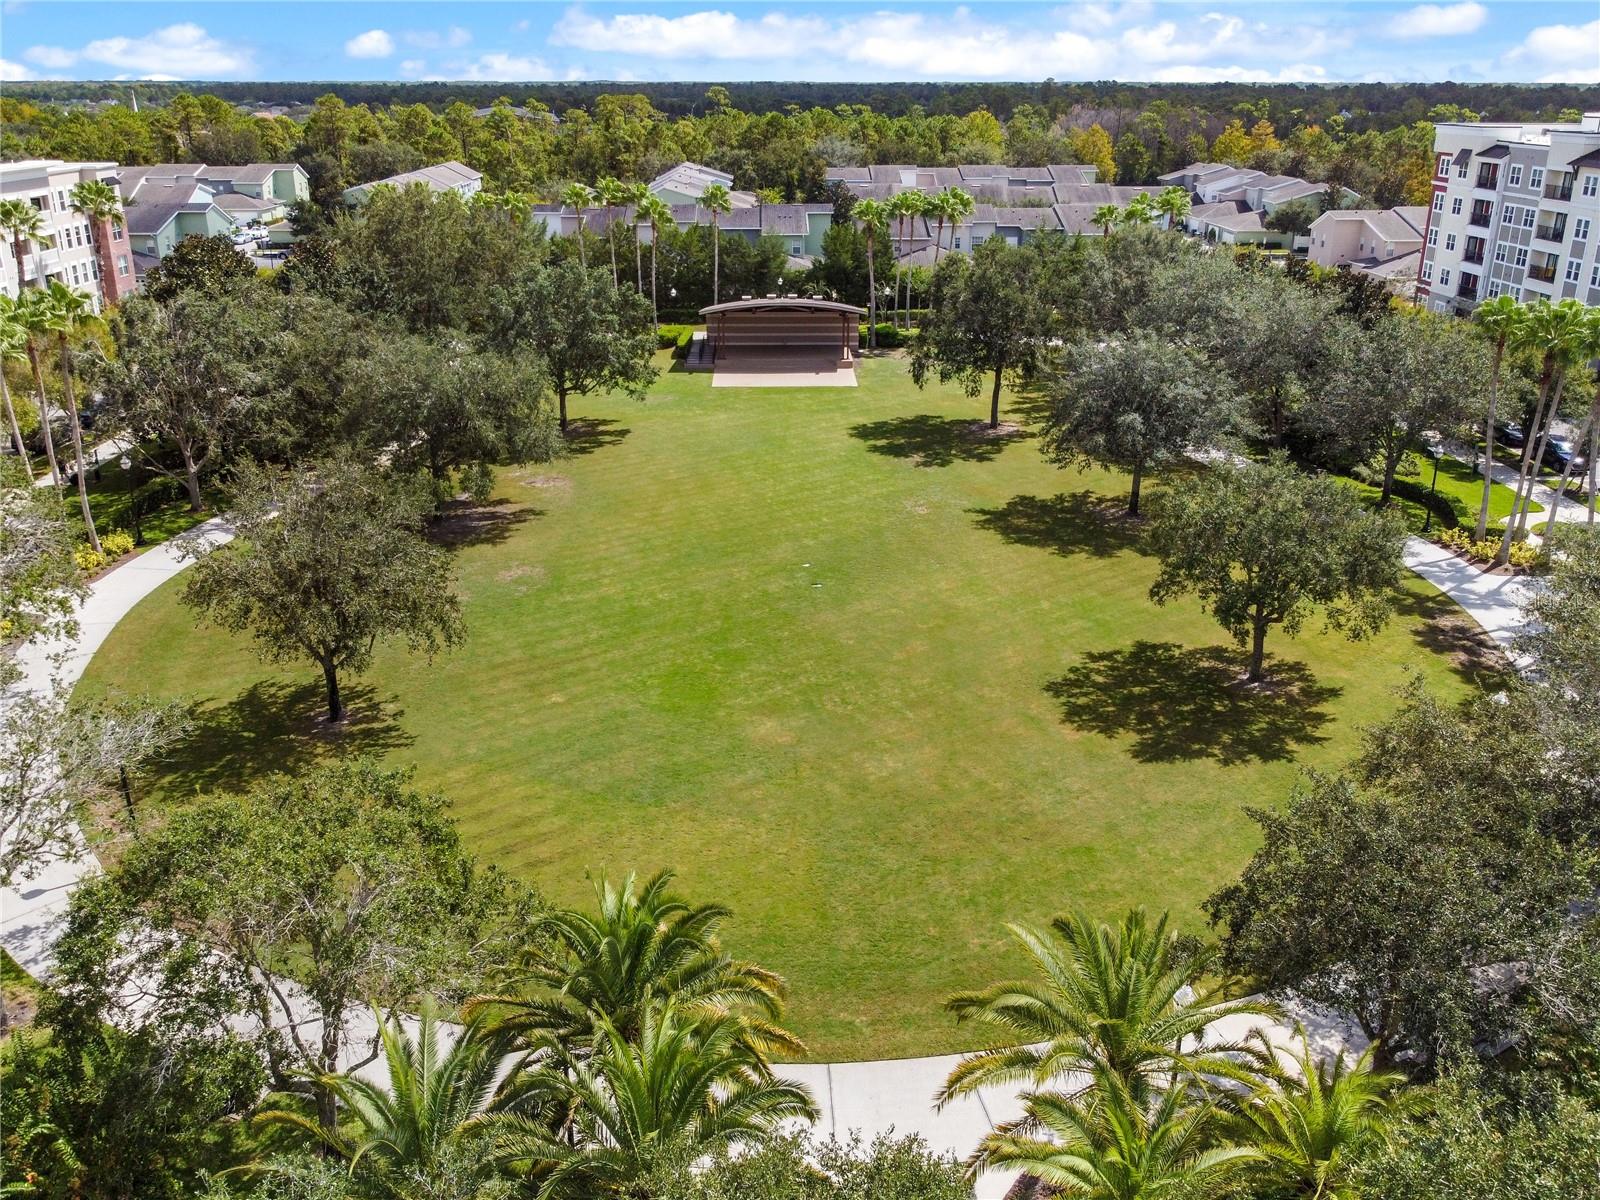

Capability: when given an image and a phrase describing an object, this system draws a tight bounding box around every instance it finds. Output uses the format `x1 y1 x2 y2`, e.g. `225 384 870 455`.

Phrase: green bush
861 322 914 349
657 323 693 350
459 462 495 506
671 329 696 360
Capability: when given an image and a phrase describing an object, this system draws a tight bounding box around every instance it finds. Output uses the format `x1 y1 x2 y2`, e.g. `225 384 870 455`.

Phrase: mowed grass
79 355 1488 1061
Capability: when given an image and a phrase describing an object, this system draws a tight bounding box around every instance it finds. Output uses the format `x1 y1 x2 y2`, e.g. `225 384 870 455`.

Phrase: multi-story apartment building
1417 112 1600 314
1 158 138 309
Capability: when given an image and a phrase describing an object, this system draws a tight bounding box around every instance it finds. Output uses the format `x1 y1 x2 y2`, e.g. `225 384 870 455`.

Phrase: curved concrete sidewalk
0 522 1535 1196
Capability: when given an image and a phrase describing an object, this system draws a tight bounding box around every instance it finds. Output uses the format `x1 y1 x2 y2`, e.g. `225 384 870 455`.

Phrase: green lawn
78 355 1488 1060
55 454 214 550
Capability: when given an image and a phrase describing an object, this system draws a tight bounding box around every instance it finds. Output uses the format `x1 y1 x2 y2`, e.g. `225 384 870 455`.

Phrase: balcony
1468 204 1493 228
1456 280 1479 301
1535 221 1567 243
1463 245 1485 265
1476 167 1500 190
1544 179 1574 202
1527 262 1558 284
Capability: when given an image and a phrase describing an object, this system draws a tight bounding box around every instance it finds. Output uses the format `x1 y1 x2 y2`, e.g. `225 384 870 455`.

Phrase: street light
1422 441 1443 534
119 454 143 546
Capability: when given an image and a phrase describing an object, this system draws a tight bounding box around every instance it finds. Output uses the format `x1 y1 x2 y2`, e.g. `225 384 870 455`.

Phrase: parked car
1543 437 1586 475
1494 420 1526 449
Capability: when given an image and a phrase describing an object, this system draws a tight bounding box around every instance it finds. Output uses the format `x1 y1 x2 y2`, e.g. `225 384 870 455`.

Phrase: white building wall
1 159 124 310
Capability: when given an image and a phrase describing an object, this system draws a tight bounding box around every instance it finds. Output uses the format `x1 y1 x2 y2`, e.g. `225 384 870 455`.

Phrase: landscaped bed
77 356 1486 1061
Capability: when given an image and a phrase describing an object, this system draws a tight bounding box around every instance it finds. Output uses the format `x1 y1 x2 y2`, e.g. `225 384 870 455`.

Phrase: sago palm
469 869 803 1062
559 182 595 269
939 907 1275 1108
493 1002 817 1199
256 1000 509 1196
701 182 733 305
1470 295 1525 541
854 197 889 348
42 280 102 553
971 1064 1260 1198
1221 1028 1415 1200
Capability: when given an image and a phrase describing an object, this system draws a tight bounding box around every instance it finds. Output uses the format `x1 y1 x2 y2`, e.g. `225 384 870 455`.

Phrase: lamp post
1422 442 1443 534
119 454 143 546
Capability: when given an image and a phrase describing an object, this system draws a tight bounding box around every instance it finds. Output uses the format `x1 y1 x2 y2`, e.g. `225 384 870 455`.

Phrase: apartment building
1417 112 1600 314
1307 206 1428 292
0 158 137 308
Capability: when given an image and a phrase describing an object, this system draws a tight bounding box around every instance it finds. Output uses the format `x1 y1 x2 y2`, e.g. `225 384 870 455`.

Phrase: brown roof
700 297 864 317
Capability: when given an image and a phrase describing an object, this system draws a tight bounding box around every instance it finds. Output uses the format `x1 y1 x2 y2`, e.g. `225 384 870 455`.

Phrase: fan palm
701 183 734 305
0 197 49 291
595 177 625 288
854 198 889 349
638 193 673 326
1470 295 1526 541
939 907 1275 1109
41 281 102 553
972 1064 1260 1198
13 290 65 497
1119 194 1159 228
1221 1029 1415 1200
68 179 125 284
0 297 30 458
560 183 596 268
887 190 927 328
469 869 803 1062
1093 203 1121 237
501 190 536 227
493 1002 817 1199
929 187 968 265
1155 186 1192 232
256 1000 512 1197
624 181 649 292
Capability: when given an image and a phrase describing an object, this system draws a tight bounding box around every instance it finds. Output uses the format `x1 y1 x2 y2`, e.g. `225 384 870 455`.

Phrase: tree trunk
608 209 619 288
711 218 720 305
650 234 658 326
322 659 345 723
634 228 642 293
1473 340 1505 541
865 244 876 349
1546 402 1597 534
1512 370 1567 538
1 369 26 459
1494 359 1557 565
558 387 569 432
26 342 63 497
1128 459 1143 515
989 367 1003 430
177 440 204 512
58 335 100 554
577 228 587 270
1246 616 1270 683
1589 422 1598 526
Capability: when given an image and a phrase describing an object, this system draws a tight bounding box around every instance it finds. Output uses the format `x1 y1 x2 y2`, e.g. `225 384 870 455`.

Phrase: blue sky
2 2 1596 85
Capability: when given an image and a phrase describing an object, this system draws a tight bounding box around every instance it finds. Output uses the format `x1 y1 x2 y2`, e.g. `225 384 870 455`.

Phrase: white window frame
1508 164 1523 188
1455 159 1469 180
1445 233 1457 251
1565 258 1581 283
1450 197 1463 215
1422 261 1434 282
1427 227 1439 247
1433 192 1445 213
1583 174 1598 198
1440 268 1452 286
1591 263 1600 287
1522 207 1535 228
1515 246 1529 268
1530 166 1545 190
1574 217 1591 241
1494 243 1507 263
1437 154 1451 177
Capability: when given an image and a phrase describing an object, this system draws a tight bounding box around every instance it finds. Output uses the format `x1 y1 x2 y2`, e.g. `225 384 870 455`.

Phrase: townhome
1417 111 1600 314
647 162 758 208
1159 162 1351 250
188 163 309 223
1307 206 1428 292
117 167 237 279
0 158 135 308
342 161 483 205
531 200 834 270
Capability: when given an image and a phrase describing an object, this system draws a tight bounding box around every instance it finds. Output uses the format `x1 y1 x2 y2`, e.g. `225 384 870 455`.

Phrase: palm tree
14 290 65 497
1093 203 1121 237
40 282 102 553
469 869 803 1063
1494 299 1590 564
0 198 49 291
595 177 625 288
1119 194 1159 229
701 183 733 306
494 1003 817 1199
0 297 30 459
939 907 1275 1110
624 181 649 293
638 193 673 327
1155 185 1192 232
1221 1029 1414 1200
971 1065 1260 1199
1470 296 1526 541
854 198 889 350
929 188 959 266
501 190 536 228
560 183 596 269
68 179 125 294
887 191 927 328
1541 310 1600 533
257 1000 511 1197
944 187 976 261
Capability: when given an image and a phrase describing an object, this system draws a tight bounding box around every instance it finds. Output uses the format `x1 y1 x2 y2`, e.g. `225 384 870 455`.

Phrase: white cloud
1149 62 1329 82
1504 19 1600 82
428 52 582 81
553 8 829 59
399 58 427 77
344 29 395 59
403 25 473 50
0 57 36 80
1386 3 1487 39
23 23 252 77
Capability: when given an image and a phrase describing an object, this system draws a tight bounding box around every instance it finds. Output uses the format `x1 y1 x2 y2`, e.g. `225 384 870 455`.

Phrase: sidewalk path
32 435 136 488
0 521 1535 1196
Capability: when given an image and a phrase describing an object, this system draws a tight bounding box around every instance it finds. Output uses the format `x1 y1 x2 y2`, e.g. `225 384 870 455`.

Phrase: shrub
861 322 912 349
100 529 136 558
671 329 695 360
1507 541 1540 570
657 323 693 350
74 542 107 573
459 462 495 506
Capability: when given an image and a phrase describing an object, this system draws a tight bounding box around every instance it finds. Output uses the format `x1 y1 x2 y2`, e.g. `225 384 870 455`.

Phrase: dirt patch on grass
1417 607 1511 675
497 563 547 585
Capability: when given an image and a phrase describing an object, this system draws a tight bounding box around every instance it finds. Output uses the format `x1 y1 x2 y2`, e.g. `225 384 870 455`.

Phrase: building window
1501 204 1514 223
1487 281 1502 297
1427 227 1439 247
1583 174 1598 198
1440 268 1451 285
1522 207 1535 228
1575 217 1591 241
112 225 124 240
1445 233 1457 251
1592 263 1600 287
1422 261 1434 281
117 256 129 276
1451 197 1463 215
1455 159 1469 179
1530 167 1545 190
1437 153 1451 177
954 237 962 249
1515 247 1529 268
1566 258 1582 283
1494 243 1507 262
1508 164 1523 188
1433 192 1445 213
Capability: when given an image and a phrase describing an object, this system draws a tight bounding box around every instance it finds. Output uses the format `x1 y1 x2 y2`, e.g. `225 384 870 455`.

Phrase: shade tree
1145 455 1407 682
140 233 257 301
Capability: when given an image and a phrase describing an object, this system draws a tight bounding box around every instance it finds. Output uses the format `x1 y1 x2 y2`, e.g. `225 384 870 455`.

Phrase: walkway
31 435 136 488
0 517 1539 1197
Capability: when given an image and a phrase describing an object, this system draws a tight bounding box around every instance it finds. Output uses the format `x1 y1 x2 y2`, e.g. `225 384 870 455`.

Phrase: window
1575 217 1591 241
1530 167 1545 190
1592 263 1600 287
1422 261 1434 281
1437 153 1451 177
1427 227 1439 247
1455 158 1469 179
1566 258 1582 283
954 237 962 249
1440 268 1451 285
1502 204 1515 223
1508 164 1523 188
1433 192 1445 213
1522 207 1536 228
1584 174 1598 198
1487 281 1502 298
69 264 79 284
1515 246 1529 268
112 225 124 241
1445 233 1457 251
1451 197 1463 215
1494 243 1508 262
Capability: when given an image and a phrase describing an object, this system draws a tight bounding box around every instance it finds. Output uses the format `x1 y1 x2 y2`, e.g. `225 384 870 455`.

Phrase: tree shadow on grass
848 414 1027 468
1045 641 1342 765
1392 585 1511 684
157 679 415 799
970 491 1146 559
563 417 632 457
429 498 544 550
